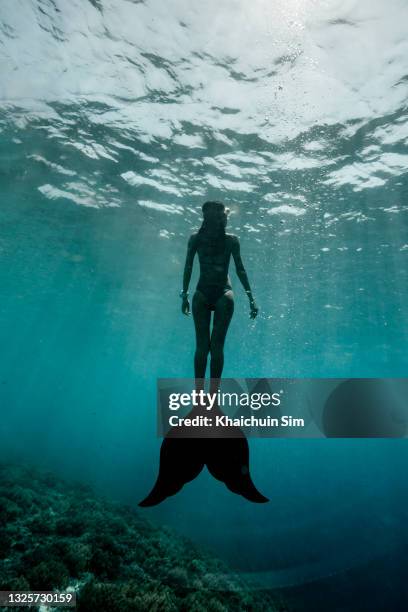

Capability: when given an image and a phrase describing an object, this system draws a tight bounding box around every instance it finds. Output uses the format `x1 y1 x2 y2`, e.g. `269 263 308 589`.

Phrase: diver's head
201 200 229 232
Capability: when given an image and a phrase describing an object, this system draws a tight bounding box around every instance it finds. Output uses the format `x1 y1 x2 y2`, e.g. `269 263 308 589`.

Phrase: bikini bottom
195 284 231 311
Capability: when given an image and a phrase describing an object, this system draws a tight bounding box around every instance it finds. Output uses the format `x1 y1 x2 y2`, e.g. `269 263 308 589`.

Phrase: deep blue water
1 0 408 607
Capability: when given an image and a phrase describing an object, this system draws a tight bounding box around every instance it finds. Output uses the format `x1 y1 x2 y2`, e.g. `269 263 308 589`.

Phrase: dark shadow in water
323 379 408 438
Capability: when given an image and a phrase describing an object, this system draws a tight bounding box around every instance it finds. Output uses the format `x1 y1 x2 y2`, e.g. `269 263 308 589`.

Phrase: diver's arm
181 234 197 315
231 236 258 319
182 234 197 292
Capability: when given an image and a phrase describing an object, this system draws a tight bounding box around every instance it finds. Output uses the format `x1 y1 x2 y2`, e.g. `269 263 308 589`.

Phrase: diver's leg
210 290 234 390
192 291 211 384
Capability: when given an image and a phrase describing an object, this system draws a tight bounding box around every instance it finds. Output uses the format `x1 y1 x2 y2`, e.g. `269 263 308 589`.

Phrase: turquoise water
1 0 408 604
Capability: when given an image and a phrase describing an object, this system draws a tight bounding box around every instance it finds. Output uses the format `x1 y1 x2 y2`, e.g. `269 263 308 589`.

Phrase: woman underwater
139 201 268 506
181 201 258 390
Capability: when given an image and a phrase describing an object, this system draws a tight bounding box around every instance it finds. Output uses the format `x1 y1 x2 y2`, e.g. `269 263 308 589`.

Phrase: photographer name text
168 414 305 428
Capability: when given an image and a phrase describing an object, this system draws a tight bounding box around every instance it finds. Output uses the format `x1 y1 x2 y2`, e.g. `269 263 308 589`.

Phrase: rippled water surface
1 0 408 600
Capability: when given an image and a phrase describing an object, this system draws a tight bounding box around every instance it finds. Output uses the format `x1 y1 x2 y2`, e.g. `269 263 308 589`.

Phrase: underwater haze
1 0 408 608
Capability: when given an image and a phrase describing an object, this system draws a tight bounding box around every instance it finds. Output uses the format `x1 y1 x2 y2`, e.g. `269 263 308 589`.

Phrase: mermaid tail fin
138 437 205 507
206 437 269 503
139 420 268 506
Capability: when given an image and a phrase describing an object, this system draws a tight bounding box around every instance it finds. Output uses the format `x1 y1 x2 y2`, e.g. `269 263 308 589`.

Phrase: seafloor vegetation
0 463 286 611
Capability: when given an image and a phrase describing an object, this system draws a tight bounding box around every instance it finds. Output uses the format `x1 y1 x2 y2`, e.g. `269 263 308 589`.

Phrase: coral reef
0 463 285 611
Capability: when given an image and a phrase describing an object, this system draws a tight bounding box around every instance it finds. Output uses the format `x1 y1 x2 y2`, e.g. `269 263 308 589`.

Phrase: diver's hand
249 300 258 319
181 297 190 315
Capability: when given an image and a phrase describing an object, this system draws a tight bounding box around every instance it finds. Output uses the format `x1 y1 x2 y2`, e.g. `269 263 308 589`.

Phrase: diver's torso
195 232 233 293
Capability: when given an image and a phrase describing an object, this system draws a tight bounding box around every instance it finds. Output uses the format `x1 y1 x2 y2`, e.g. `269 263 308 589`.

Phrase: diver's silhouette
139 201 268 506
182 201 258 390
